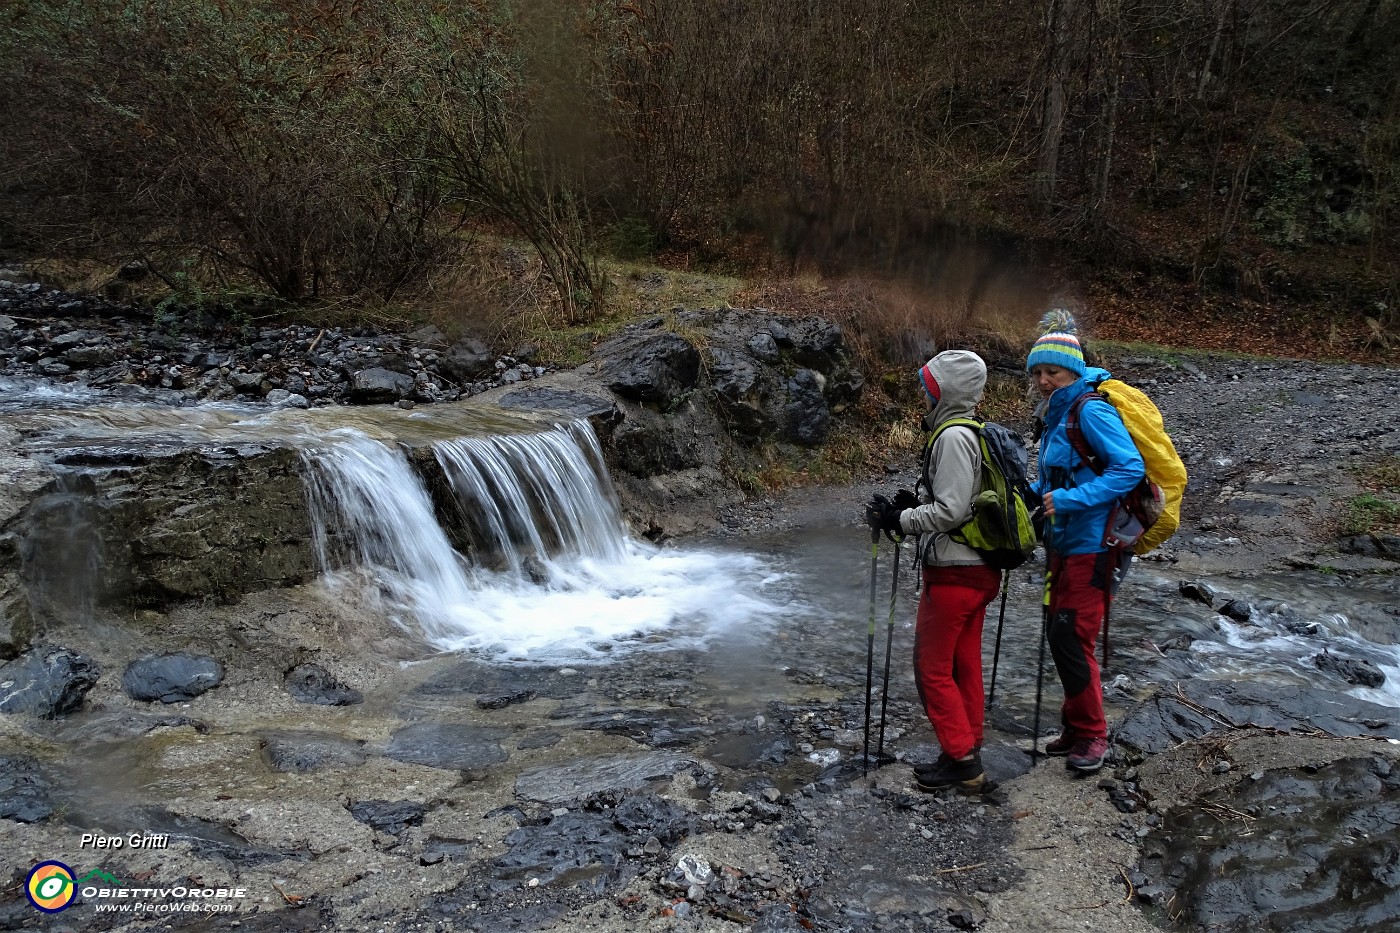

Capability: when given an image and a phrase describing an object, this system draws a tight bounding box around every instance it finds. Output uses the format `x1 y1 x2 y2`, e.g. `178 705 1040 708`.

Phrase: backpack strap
1064 392 1107 476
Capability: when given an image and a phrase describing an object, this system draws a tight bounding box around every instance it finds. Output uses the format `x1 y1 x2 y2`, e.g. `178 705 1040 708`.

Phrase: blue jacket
1031 368 1145 555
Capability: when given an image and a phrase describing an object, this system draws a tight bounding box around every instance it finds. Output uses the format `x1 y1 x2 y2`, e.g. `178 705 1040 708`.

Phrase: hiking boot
912 752 952 781
913 746 982 781
1043 732 1075 756
1066 736 1109 773
915 753 984 793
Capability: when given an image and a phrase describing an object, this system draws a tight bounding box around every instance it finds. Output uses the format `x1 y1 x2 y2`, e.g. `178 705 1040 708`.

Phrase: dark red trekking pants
1044 550 1120 741
913 563 1002 760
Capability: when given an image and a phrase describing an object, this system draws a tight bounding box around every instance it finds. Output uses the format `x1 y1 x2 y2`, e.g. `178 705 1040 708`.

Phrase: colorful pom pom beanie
1026 308 1086 376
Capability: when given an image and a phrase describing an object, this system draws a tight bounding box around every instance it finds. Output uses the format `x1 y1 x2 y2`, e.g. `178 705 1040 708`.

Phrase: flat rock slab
497 387 619 422
260 730 368 773
409 661 588 703
383 722 511 771
514 752 698 805
0 755 54 823
1117 680 1400 756
349 799 427 835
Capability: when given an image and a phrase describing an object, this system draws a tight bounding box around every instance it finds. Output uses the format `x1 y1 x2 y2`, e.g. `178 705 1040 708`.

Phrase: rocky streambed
0 277 1399 933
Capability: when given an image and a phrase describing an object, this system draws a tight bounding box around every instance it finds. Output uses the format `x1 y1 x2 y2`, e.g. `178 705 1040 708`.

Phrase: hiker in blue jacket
1027 311 1144 773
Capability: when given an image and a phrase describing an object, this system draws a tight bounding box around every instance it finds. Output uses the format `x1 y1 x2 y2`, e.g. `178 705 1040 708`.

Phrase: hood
1043 366 1114 423
918 349 987 429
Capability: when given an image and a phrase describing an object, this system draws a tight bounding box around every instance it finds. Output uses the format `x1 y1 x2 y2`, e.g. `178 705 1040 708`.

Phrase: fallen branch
1118 866 1135 905
934 862 986 875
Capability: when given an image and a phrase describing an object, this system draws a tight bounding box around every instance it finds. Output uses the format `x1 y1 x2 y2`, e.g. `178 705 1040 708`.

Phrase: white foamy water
304 423 792 663
1180 591 1400 707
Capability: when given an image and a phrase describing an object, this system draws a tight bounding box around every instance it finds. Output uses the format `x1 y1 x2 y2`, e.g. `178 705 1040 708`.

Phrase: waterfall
303 421 789 663
303 428 477 628
431 420 630 574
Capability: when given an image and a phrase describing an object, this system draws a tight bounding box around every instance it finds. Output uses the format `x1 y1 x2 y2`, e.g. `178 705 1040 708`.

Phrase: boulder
0 646 101 717
349 367 412 404
438 336 496 383
783 368 831 447
122 652 224 703
594 330 700 407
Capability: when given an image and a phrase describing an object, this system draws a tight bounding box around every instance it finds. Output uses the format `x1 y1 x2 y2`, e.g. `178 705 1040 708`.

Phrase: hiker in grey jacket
868 349 999 792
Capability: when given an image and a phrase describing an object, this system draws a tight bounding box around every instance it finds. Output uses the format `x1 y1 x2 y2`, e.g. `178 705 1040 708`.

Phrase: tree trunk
1036 0 1075 210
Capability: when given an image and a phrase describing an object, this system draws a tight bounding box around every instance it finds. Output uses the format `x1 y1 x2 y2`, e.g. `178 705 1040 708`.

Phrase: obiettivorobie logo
25 862 117 913
25 861 246 915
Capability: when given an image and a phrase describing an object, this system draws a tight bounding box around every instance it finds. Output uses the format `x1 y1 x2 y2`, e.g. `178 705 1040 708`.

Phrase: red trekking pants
913 564 1002 759
1044 550 1120 741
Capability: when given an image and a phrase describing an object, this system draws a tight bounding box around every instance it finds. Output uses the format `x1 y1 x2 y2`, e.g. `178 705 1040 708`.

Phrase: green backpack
923 418 1038 571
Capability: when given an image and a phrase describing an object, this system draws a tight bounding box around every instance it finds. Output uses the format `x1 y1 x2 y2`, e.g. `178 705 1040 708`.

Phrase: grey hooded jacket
898 350 987 567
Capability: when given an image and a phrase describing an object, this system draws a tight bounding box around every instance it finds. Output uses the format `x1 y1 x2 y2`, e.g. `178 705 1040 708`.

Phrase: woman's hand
1042 490 1056 518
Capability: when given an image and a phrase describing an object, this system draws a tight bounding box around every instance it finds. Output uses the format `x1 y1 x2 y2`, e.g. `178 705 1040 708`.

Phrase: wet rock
1314 651 1386 688
349 367 412 403
0 755 54 822
594 330 701 407
514 752 698 805
349 799 427 835
54 711 209 744
497 387 620 426
1117 680 1400 755
264 388 310 408
783 368 831 447
1159 633 1195 652
567 707 711 749
1179 580 1216 605
284 662 363 706
1340 533 1400 561
709 348 775 441
979 740 1034 782
383 722 510 771
476 689 537 710
121 652 223 703
261 731 368 772
703 730 796 768
410 661 585 703
1139 755 1400 933
611 795 696 845
493 809 636 893
0 645 101 717
1217 599 1253 622
747 332 780 362
420 837 475 865
517 731 564 750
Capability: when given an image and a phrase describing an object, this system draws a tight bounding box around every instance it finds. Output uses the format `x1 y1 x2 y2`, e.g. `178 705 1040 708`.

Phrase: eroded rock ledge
0 307 863 657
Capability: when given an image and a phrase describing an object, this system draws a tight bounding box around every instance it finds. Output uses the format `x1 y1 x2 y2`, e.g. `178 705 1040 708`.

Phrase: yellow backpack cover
1096 379 1187 553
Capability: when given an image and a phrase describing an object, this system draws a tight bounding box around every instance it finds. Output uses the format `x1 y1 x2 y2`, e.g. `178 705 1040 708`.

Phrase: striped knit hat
1025 309 1086 376
917 359 941 404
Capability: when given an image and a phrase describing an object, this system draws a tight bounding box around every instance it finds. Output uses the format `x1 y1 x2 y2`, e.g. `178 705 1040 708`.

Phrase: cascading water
431 420 630 573
303 421 791 663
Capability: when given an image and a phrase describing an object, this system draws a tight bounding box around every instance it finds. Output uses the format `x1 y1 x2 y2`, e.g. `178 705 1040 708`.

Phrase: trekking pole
1102 546 1122 669
1031 567 1051 764
1102 597 1112 670
876 533 902 763
863 525 879 777
986 570 1010 706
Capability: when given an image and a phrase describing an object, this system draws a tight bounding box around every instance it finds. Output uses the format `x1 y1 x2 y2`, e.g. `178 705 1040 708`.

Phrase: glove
864 495 904 536
1031 505 1047 542
892 488 919 511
